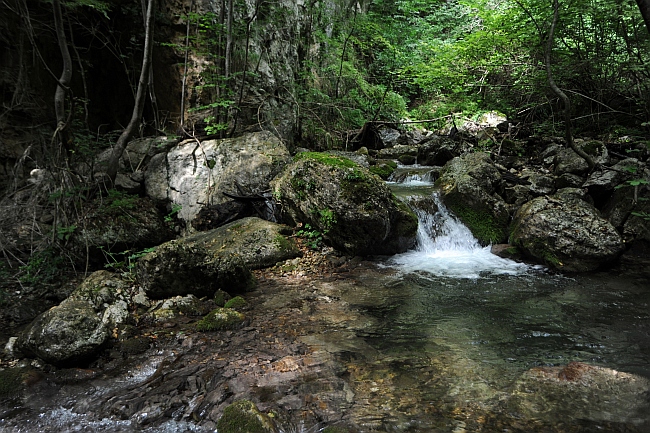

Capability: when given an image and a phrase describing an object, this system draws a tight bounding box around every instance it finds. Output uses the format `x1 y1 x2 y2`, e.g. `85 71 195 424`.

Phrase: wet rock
508 362 650 426
145 131 291 226
436 152 509 244
14 271 143 366
271 152 417 256
509 190 624 271
137 217 300 298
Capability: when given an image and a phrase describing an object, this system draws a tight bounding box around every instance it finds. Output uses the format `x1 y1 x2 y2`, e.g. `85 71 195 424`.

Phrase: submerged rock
436 152 509 244
137 217 300 298
508 362 650 426
509 189 624 271
272 152 417 256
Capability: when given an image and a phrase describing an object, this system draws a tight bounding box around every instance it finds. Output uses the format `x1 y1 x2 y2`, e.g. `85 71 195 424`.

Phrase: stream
1 166 650 432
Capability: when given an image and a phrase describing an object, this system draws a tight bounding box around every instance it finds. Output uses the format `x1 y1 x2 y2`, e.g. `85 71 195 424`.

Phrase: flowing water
2 167 650 432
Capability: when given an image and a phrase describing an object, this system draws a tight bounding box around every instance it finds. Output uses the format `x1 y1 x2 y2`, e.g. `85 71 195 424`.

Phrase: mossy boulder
196 307 245 331
436 152 509 244
14 271 138 366
509 189 625 272
271 152 417 255
217 400 278 433
70 195 174 264
137 217 299 298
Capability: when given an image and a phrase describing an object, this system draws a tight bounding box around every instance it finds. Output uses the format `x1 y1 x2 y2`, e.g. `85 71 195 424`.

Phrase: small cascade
389 193 532 278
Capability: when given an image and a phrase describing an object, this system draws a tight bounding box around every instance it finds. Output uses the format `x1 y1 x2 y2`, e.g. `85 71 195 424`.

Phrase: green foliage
631 211 650 221
102 247 156 279
19 248 65 286
164 204 182 228
100 189 138 216
296 224 324 250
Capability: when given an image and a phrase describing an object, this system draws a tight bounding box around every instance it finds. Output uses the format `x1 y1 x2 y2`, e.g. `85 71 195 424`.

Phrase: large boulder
509 189 625 271
435 152 509 244
271 152 418 256
15 271 140 366
70 194 174 263
417 136 471 167
137 217 300 298
145 131 291 225
554 139 609 176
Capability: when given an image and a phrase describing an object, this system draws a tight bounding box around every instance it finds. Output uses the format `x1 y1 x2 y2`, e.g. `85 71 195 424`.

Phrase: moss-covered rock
195 307 245 332
137 217 300 299
436 152 509 244
509 190 624 271
14 270 144 366
272 152 417 255
224 296 247 309
70 195 174 264
217 400 277 433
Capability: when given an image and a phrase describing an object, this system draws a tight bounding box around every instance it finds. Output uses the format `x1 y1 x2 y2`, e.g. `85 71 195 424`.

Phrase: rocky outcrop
436 152 509 244
145 131 291 225
271 152 418 256
509 189 625 271
15 271 143 366
583 158 644 206
137 217 300 299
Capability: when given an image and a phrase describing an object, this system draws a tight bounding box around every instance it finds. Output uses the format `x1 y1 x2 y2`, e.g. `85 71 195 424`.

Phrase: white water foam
389 194 533 278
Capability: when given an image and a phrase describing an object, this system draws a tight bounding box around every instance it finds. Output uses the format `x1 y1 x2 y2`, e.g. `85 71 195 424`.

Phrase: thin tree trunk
141 0 159 132
106 0 155 182
52 0 72 152
180 0 193 129
545 0 595 171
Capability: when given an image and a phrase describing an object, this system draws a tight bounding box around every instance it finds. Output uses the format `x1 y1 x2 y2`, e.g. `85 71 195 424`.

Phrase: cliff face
0 0 348 187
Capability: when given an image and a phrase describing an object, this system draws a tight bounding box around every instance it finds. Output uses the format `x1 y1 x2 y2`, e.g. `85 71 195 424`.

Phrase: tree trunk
545 0 595 172
52 0 72 153
106 0 155 182
635 0 650 36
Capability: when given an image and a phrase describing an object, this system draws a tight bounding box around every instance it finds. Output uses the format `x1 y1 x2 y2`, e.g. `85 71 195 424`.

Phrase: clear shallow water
2 168 649 432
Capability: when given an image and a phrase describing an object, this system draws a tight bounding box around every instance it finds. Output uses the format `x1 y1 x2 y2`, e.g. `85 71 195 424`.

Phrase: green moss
369 163 397 180
217 400 276 433
294 151 357 169
224 296 247 309
213 289 231 307
273 234 294 252
447 200 505 245
195 307 245 332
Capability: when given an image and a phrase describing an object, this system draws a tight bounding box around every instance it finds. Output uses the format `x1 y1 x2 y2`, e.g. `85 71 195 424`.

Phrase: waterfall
389 192 532 278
